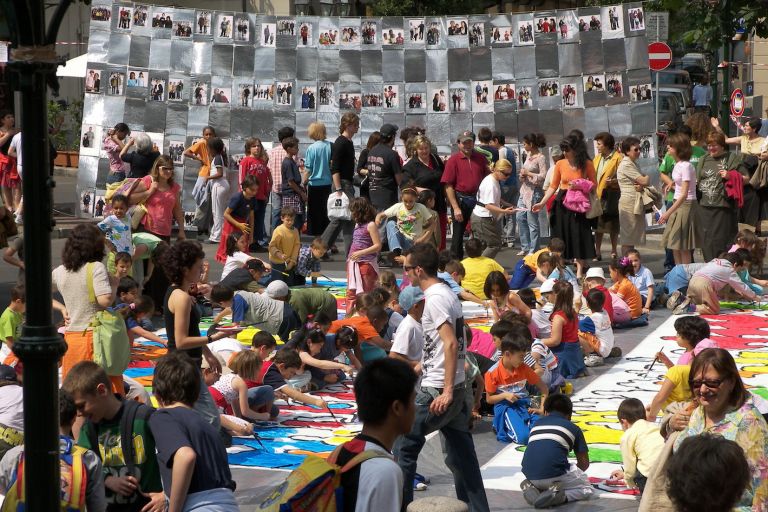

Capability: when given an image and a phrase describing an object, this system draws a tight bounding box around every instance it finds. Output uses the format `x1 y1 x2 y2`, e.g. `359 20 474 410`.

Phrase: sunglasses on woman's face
159 166 174 172
691 378 724 391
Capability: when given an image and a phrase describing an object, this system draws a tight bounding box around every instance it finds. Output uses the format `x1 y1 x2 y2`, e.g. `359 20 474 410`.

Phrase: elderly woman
130 155 185 242
402 134 447 249
120 133 160 179
52 224 121 393
533 134 597 265
617 136 650 254
592 131 623 260
674 349 768 510
695 132 745 261
161 240 229 428
304 122 332 236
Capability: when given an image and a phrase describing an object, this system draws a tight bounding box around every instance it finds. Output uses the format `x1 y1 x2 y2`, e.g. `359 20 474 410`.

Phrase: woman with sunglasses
533 134 597 266
673 348 768 510
470 159 519 259
695 131 747 261
616 136 650 255
130 155 185 243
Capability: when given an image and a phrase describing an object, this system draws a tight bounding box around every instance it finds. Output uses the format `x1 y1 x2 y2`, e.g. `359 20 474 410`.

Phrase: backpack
1 436 88 511
85 399 154 480
257 443 391 512
86 263 131 376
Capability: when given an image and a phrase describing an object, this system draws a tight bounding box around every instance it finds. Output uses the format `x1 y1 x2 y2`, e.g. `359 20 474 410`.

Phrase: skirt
696 206 737 262
661 200 697 250
550 190 596 260
596 213 620 235
62 330 124 395
215 214 248 264
618 204 646 247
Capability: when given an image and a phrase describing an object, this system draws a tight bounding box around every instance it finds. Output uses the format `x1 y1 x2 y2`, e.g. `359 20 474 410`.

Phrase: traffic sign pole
648 42 672 135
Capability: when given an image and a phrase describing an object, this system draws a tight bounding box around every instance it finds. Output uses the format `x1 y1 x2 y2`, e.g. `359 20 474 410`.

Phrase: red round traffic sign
648 42 672 71
731 88 745 116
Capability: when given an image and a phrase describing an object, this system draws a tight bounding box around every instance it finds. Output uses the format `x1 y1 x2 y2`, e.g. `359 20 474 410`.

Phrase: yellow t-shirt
268 224 300 265
461 256 505 298
523 247 549 272
664 365 691 406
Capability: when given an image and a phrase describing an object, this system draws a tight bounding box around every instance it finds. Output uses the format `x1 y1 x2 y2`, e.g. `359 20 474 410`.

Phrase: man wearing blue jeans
394 243 490 511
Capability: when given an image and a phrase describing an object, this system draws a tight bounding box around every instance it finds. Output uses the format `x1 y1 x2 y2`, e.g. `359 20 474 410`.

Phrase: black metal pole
7 0 70 509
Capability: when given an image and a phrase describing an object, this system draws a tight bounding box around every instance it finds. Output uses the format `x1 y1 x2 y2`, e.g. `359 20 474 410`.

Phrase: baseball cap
380 123 399 138
458 130 476 143
266 280 290 299
399 286 425 312
0 365 17 382
540 278 557 294
585 267 606 281
550 146 563 159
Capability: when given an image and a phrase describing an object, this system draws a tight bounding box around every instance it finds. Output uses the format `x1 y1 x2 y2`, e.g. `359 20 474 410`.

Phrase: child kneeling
484 328 548 444
520 394 593 508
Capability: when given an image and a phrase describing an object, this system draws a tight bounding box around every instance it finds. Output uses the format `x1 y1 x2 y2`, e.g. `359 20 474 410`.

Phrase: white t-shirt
8 133 21 171
420 282 466 388
0 385 24 430
531 304 553 340
587 310 614 357
672 161 696 201
221 251 252 280
207 337 245 364
472 174 501 218
390 314 423 362
348 438 403 512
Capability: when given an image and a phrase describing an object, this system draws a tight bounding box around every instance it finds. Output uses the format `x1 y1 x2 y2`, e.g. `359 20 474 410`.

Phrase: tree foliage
369 0 488 17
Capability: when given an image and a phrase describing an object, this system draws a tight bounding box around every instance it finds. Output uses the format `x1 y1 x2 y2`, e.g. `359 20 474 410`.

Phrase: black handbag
600 188 620 217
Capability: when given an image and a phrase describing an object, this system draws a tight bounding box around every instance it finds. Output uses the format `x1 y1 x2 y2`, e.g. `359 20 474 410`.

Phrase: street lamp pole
720 0 732 131
6 0 71 509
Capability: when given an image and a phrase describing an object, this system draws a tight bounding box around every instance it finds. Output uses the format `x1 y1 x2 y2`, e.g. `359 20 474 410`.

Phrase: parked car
681 52 708 83
654 69 692 89
653 92 684 128
659 85 692 119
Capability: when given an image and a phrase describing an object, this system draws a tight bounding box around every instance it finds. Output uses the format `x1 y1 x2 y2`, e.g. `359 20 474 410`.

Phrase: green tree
370 0 488 17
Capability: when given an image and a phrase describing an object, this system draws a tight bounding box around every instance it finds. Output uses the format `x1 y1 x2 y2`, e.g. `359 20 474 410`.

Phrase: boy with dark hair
218 258 268 292
293 237 327 286
149 352 238 511
461 238 507 298
333 358 417 512
62 361 164 512
609 398 664 493
521 394 592 508
254 349 324 408
0 389 107 511
677 251 757 314
489 320 517 361
0 285 25 364
437 256 486 305
578 287 617 367
485 335 548 444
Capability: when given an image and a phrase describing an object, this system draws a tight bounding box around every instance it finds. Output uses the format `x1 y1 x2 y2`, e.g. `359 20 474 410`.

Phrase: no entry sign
648 41 672 71
731 88 745 116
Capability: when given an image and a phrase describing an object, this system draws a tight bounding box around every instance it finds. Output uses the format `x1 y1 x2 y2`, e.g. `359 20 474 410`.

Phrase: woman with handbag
617 137 650 254
695 132 746 261
533 134 597 266
52 224 123 394
659 133 698 264
592 132 622 261
129 155 185 243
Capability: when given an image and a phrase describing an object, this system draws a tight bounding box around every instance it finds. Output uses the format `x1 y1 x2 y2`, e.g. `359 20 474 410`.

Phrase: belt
0 425 23 446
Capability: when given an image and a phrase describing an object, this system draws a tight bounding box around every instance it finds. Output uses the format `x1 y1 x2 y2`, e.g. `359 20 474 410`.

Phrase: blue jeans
270 192 282 232
394 384 490 512
254 198 268 245
247 385 279 418
614 312 649 329
385 219 412 254
516 195 541 253
509 260 536 290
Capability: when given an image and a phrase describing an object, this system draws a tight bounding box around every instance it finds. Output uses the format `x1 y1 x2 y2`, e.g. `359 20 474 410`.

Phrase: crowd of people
2 106 768 510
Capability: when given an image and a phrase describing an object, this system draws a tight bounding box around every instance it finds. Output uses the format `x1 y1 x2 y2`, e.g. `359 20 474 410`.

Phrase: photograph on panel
91 5 111 23
152 11 173 29
127 69 146 88
253 83 274 102
517 21 534 44
426 22 441 46
494 83 516 102
382 28 405 45
628 7 645 31
277 19 295 35
538 79 559 97
472 81 494 111
150 79 166 101
449 88 467 113
409 19 425 42
448 19 468 36
116 6 132 30
340 24 360 44
583 74 606 92
168 78 185 101
492 25 514 43
191 81 208 105
363 92 383 108
210 87 232 104
339 93 362 111
629 83 652 102
261 23 276 45
407 92 424 110
216 14 234 38
238 84 253 107
361 21 377 44
535 16 556 33
383 85 399 109
469 22 485 47
606 73 623 98
561 82 580 108
276 82 293 105
299 86 317 110
168 140 185 165
174 20 192 38
298 22 312 46
578 14 601 32
134 6 148 27
517 86 533 108
80 125 103 156
107 72 125 95
602 5 624 37
556 11 579 42
196 11 211 35
85 69 102 93
234 16 250 41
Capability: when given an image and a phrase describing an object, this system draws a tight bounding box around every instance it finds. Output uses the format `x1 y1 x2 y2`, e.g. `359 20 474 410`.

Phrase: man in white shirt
470 158 517 258
389 286 425 368
394 243 490 511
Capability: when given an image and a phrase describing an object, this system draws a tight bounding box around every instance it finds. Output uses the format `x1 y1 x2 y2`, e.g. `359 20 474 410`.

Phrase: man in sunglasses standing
470 158 519 258
395 243 490 512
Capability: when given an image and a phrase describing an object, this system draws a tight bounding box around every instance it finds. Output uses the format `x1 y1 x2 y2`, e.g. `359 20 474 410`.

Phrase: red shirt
239 156 272 200
582 285 614 323
551 310 578 343
440 150 488 195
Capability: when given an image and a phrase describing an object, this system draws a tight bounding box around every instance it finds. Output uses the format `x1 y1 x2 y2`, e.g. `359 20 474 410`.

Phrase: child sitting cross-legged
578 288 619 367
484 270 532 322
609 398 665 494
375 181 434 264
626 249 657 314
150 352 239 511
609 256 648 328
484 327 549 444
656 315 718 369
461 238 508 299
542 280 587 379
520 394 593 508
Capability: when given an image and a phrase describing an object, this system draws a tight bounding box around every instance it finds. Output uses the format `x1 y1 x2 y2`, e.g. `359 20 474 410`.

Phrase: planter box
54 151 79 168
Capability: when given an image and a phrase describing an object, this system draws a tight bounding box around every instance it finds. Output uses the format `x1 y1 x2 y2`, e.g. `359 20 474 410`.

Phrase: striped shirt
522 412 588 480
268 145 289 194
524 340 558 371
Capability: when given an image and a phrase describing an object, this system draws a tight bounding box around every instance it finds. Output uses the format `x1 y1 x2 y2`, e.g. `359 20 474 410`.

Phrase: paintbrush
644 356 658 378
252 432 267 450
324 400 340 423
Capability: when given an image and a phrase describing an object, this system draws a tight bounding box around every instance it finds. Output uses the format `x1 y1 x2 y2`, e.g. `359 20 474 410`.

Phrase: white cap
585 267 606 281
540 278 557 293
266 280 290 299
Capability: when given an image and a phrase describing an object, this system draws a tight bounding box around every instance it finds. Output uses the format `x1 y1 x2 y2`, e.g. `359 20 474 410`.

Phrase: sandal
592 254 602 262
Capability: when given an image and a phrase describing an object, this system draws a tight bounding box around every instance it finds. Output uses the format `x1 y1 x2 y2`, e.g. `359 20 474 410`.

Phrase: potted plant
48 99 83 168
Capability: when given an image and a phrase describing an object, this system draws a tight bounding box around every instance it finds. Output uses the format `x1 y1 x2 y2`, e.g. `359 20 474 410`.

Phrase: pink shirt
102 135 127 173
672 161 696 201
677 338 718 365
140 175 181 237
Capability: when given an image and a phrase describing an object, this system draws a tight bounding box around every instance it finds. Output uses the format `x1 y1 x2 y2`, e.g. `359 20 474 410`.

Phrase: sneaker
534 482 566 508
516 250 526 256
414 473 430 484
666 290 682 310
413 479 427 491
584 353 604 367
520 479 541 506
608 346 623 358
673 297 695 315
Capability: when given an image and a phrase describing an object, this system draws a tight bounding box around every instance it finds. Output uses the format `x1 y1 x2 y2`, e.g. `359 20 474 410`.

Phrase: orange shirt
611 278 643 319
549 159 597 190
484 361 541 395
188 139 211 177
329 316 379 341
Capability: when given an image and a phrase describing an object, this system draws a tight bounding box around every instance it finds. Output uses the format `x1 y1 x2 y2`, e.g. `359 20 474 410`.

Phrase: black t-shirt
331 135 356 182
228 192 257 220
402 154 446 213
219 268 254 291
163 286 202 365
121 151 160 179
366 143 402 210
261 361 288 391
149 407 235 495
